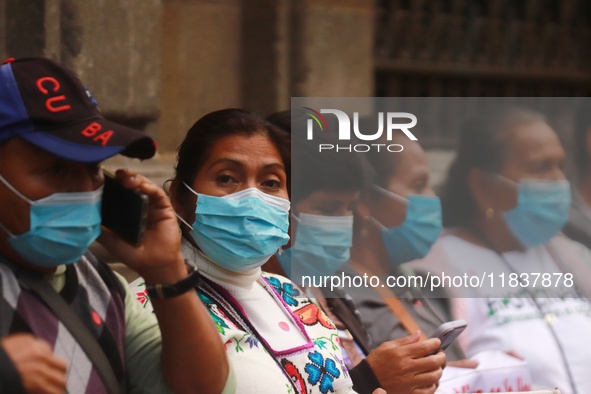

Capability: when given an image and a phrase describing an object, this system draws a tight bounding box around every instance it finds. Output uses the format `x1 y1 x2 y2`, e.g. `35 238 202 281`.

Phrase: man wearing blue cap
0 58 232 393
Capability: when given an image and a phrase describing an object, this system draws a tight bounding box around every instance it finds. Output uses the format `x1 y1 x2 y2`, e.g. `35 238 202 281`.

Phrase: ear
169 178 191 221
354 189 372 221
468 168 495 215
353 195 372 233
356 189 374 220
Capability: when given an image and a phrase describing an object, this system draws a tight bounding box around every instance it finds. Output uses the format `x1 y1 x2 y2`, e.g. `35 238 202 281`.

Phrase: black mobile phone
101 170 148 245
425 319 467 356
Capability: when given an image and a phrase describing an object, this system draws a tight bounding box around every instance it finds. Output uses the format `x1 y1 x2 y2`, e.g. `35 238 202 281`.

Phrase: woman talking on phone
413 109 591 393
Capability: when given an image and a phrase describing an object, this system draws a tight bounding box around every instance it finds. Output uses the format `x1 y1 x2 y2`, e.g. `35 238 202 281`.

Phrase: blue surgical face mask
0 175 102 268
370 185 443 265
180 184 291 272
495 175 571 248
277 213 353 284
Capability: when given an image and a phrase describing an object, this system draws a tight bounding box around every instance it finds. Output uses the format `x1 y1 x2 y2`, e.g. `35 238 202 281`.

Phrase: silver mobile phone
425 319 467 356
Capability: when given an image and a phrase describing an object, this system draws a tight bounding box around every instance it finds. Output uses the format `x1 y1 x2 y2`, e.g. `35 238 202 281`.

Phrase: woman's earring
485 208 495 220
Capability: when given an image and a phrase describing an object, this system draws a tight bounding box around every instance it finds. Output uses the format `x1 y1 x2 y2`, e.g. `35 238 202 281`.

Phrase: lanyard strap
373 284 427 340
471 230 579 394
350 263 427 339
197 275 304 394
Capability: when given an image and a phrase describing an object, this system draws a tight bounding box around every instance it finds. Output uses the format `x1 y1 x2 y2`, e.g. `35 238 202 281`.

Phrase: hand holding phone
101 170 148 245
98 168 189 281
425 319 467 356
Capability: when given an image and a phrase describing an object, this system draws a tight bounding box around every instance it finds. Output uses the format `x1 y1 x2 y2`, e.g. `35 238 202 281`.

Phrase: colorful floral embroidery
229 333 248 353
245 336 259 349
305 351 341 393
134 284 150 307
224 333 259 353
198 292 230 334
282 359 307 394
312 334 339 352
200 273 351 393
266 276 301 307
295 303 335 329
314 338 327 350
333 352 349 379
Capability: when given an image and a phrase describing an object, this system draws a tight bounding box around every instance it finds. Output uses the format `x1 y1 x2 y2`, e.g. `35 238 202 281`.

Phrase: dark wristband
350 359 382 394
146 267 200 299
0 343 26 393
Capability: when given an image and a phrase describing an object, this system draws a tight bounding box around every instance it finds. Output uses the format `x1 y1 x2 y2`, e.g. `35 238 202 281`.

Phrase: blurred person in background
413 108 591 393
345 127 466 363
564 104 591 248
265 110 447 394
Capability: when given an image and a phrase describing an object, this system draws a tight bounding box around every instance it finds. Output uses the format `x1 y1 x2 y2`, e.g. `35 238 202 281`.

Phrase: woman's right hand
365 331 445 394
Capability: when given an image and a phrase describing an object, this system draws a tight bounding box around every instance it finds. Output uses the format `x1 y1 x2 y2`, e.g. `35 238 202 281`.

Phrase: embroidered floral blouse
130 239 357 394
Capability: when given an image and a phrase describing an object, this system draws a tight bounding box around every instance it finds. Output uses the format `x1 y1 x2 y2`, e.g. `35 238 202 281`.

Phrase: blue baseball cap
0 57 156 162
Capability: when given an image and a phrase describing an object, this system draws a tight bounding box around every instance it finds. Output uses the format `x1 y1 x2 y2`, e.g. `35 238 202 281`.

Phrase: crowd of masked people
0 57 590 394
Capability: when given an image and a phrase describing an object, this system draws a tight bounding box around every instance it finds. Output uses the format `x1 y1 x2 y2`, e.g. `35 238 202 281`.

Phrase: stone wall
159 0 243 151
1 0 376 153
291 0 374 98
1 0 162 133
